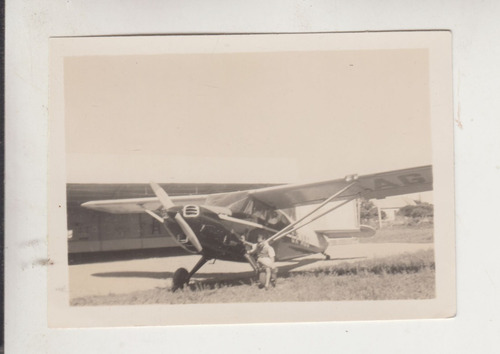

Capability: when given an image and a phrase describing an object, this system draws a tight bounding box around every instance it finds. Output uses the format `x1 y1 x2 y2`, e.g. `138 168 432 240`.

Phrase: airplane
81 165 432 291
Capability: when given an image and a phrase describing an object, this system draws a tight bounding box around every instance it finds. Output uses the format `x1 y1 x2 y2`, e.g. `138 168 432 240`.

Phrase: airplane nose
173 212 203 252
149 182 203 253
182 205 200 218
165 206 182 218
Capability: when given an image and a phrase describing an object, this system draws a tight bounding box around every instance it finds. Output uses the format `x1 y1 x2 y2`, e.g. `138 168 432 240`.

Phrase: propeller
150 182 175 209
150 182 203 253
173 213 203 253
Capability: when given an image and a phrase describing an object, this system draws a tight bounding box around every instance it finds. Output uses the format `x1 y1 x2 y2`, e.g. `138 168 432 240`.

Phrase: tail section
273 226 328 261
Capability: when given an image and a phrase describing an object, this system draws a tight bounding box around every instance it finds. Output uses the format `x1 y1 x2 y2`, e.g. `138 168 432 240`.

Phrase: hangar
67 183 360 254
67 183 276 253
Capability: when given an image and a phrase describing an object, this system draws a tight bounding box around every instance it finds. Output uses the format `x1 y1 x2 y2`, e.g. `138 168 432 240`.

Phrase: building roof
66 183 278 208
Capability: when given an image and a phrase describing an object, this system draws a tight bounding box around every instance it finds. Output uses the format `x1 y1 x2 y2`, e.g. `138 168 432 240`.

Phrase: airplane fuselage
163 205 328 263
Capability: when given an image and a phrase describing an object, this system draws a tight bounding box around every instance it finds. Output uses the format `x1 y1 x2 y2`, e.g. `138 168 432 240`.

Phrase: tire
172 267 189 291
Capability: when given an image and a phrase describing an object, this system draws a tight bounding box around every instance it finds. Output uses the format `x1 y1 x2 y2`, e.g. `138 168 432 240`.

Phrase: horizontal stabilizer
320 225 377 239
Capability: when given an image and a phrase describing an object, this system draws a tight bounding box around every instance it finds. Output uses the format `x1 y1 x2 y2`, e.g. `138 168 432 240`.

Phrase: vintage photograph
48 32 455 326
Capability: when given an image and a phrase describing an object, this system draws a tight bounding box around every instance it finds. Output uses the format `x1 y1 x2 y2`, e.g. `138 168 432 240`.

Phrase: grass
359 225 434 244
71 249 435 306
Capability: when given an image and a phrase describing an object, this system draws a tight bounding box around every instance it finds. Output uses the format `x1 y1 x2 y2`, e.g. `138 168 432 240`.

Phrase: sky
64 47 431 184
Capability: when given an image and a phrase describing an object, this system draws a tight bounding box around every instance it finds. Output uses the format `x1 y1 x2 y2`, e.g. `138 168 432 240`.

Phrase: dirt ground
69 242 434 299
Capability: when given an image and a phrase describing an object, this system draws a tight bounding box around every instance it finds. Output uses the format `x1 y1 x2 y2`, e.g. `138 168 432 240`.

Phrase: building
373 196 417 224
66 183 275 253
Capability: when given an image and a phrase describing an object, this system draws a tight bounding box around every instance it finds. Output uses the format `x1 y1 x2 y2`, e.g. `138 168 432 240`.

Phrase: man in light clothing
250 234 277 289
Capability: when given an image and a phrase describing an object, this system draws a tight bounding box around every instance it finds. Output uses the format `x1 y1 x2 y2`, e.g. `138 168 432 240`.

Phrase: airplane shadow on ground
69 247 188 265
91 256 366 290
186 256 366 290
92 271 175 279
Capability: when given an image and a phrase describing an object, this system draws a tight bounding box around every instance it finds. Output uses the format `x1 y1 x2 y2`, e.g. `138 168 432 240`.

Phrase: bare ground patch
71 249 435 306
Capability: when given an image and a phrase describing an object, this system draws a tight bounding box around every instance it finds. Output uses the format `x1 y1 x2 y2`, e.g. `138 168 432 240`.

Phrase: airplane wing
81 195 208 214
81 165 431 213
248 165 432 209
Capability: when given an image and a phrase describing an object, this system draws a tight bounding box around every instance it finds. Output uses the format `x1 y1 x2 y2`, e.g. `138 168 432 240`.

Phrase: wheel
172 267 189 291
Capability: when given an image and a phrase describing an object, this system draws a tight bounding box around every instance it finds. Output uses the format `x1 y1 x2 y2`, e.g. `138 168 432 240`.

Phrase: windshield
205 191 252 213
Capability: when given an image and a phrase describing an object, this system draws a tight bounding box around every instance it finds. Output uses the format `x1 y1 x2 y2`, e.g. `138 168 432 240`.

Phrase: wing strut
267 181 360 244
143 208 165 223
271 195 358 244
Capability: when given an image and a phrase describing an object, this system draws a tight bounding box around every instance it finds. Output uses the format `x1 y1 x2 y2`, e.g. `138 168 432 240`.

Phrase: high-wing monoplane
82 165 432 290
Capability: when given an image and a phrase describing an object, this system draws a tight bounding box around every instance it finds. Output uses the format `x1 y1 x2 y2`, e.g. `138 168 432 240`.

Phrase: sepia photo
48 32 455 327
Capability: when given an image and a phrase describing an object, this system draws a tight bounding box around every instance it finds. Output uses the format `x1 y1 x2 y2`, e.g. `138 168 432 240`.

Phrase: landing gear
171 256 210 292
243 253 259 274
323 252 331 260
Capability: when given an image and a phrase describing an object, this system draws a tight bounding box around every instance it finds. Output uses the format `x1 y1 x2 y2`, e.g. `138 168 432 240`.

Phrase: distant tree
360 198 385 224
398 202 433 223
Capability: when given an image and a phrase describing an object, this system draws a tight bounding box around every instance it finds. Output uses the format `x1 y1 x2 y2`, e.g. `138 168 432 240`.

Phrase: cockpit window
252 200 270 220
205 192 293 229
242 198 254 215
205 191 251 213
